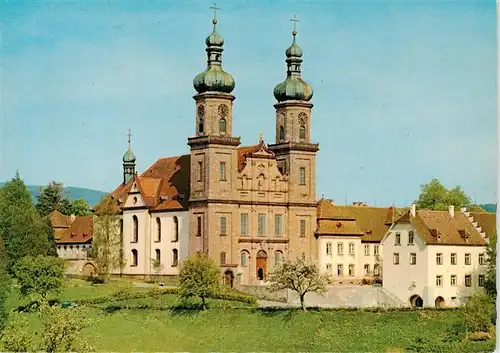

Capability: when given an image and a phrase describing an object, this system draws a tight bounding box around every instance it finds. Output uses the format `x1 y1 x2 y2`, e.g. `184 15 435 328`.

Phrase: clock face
218 104 229 118
197 104 205 119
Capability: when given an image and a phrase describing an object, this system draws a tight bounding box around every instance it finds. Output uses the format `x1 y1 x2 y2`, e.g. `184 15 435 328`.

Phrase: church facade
97 13 320 285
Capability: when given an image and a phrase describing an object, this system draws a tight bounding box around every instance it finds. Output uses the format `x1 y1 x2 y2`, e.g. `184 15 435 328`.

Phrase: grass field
4 280 497 352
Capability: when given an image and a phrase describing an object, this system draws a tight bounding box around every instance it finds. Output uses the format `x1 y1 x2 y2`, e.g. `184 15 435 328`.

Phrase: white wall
382 223 486 307
57 244 91 260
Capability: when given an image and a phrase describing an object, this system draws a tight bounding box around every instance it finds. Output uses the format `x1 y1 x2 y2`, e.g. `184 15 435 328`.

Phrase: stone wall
235 284 288 303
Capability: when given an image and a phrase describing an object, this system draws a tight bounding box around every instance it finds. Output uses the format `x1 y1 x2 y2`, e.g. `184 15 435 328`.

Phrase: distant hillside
480 204 497 213
0 183 108 206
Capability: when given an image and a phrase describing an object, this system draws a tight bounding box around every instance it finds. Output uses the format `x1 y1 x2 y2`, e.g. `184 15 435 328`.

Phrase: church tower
188 5 240 254
269 17 319 204
122 129 136 185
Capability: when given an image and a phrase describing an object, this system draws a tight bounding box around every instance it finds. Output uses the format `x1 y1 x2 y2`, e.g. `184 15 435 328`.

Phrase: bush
0 312 32 352
14 255 65 300
406 336 447 353
465 292 494 333
468 331 491 341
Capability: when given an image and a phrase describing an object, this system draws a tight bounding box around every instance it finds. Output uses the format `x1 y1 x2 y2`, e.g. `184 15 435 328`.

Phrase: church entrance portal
224 270 234 288
409 295 424 308
82 263 96 277
434 296 445 308
256 250 267 281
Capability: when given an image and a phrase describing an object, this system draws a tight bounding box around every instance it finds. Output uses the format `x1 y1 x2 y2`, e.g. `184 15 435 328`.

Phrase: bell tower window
198 118 204 135
299 125 306 140
279 126 285 141
219 118 227 134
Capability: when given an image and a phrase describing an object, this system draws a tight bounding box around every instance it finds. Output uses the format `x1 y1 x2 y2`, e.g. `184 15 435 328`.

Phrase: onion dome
273 30 313 102
123 130 136 163
193 18 235 94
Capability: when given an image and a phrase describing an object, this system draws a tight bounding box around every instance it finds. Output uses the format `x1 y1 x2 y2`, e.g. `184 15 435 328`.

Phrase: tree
69 198 92 216
465 291 494 333
151 259 164 283
0 237 10 330
0 312 32 352
38 303 94 352
13 255 65 300
0 172 56 272
178 252 220 310
90 195 124 279
268 254 330 311
36 181 71 217
415 178 472 211
484 231 496 298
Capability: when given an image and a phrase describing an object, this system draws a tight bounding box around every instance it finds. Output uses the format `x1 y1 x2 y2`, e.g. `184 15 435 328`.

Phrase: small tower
123 129 136 185
269 15 319 203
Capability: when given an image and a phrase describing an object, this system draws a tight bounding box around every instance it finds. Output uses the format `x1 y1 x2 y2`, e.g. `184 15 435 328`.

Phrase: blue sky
0 0 497 206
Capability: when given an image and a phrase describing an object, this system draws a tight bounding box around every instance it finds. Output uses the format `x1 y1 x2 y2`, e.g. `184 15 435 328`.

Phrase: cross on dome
210 2 220 25
290 14 299 36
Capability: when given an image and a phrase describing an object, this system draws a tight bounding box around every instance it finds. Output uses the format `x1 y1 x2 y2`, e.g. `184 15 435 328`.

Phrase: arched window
279 126 285 140
156 218 161 242
219 118 227 134
132 215 138 243
173 216 179 242
155 249 161 263
131 249 138 266
198 118 204 135
299 125 306 140
220 252 226 265
274 251 283 267
172 249 178 267
240 251 248 266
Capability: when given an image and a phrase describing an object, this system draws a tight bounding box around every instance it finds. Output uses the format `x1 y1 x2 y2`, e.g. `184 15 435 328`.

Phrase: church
93 10 320 285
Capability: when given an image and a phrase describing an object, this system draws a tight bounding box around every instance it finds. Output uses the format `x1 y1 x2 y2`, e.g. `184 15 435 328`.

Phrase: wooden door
256 251 268 280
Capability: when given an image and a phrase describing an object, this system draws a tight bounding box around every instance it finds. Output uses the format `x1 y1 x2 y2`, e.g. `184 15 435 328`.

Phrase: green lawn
4 280 496 353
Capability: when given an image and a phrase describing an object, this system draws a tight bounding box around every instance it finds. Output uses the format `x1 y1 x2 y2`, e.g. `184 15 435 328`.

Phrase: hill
26 185 108 206
480 203 497 213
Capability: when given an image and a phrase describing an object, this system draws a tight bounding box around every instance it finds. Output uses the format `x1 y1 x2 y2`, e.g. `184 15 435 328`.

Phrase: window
395 233 401 246
197 161 203 181
300 219 306 237
299 167 306 185
436 275 443 287
337 243 344 255
258 214 266 235
220 252 226 265
393 253 400 265
172 216 179 242
274 214 283 236
337 264 344 276
465 253 471 265
410 253 416 265
326 263 332 272
155 218 161 242
172 249 178 267
450 253 457 265
450 275 457 286
436 253 442 265
131 249 138 267
478 275 485 287
279 126 285 140
364 244 370 256
220 216 227 235
240 251 248 266
465 275 472 287
326 242 332 255
155 249 161 263
374 264 380 276
479 253 485 265
299 125 306 140
219 118 227 134
198 118 204 134
220 162 227 181
374 245 379 256
197 216 202 237
119 219 123 236
274 251 283 266
348 242 355 255
132 215 138 243
348 264 355 276
364 264 370 276
408 231 414 245
240 213 249 235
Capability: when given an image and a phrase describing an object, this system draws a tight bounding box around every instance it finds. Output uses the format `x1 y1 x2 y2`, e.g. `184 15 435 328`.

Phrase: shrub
0 312 33 352
406 336 446 353
468 331 491 341
465 292 494 333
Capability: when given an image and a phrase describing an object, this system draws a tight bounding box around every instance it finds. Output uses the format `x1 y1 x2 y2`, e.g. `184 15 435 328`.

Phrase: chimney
70 214 76 223
448 205 454 218
460 206 467 213
410 203 416 217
